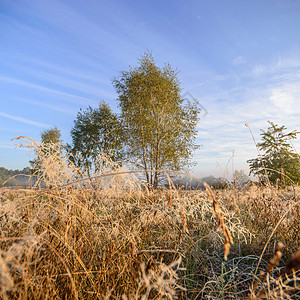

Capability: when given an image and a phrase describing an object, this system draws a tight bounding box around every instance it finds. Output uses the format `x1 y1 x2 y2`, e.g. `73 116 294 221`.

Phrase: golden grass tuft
0 137 299 299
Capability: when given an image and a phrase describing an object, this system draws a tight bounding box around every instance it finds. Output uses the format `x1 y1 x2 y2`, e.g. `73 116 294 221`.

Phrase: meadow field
0 141 299 299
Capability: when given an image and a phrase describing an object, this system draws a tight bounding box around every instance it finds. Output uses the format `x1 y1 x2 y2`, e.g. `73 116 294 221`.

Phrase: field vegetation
0 138 299 299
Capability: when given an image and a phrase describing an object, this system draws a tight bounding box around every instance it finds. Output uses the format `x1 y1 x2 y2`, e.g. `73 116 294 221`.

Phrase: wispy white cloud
0 143 14 149
16 67 115 100
269 82 300 115
16 56 111 85
251 56 300 77
13 98 77 115
232 55 246 65
252 64 265 75
0 75 97 105
0 111 49 128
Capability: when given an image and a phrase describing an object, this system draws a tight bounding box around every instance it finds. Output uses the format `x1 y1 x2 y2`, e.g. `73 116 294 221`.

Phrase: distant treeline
0 167 31 187
168 171 252 190
0 166 250 189
166 175 229 190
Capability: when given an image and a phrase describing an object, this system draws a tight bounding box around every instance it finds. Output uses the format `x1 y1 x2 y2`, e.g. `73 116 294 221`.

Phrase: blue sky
1 0 300 178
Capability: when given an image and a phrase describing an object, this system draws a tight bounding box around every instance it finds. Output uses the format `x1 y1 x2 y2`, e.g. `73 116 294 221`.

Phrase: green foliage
41 126 61 144
30 126 62 174
70 101 124 177
247 121 300 185
113 52 200 188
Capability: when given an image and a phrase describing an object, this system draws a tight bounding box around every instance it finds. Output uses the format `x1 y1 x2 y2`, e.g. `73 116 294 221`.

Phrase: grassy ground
0 141 299 299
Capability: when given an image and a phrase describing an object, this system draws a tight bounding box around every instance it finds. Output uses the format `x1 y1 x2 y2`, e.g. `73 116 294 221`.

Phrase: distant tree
30 126 62 174
40 126 61 144
113 52 200 188
202 176 229 189
232 170 250 187
70 101 124 178
247 121 300 185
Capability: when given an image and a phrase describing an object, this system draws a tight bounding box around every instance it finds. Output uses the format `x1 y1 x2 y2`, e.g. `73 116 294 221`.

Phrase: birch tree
113 53 200 188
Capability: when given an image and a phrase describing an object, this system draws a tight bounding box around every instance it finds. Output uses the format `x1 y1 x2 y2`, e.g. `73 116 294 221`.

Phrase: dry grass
0 138 299 299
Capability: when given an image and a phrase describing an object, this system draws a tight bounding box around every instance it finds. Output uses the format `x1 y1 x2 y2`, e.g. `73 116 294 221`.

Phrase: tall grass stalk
0 137 299 299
